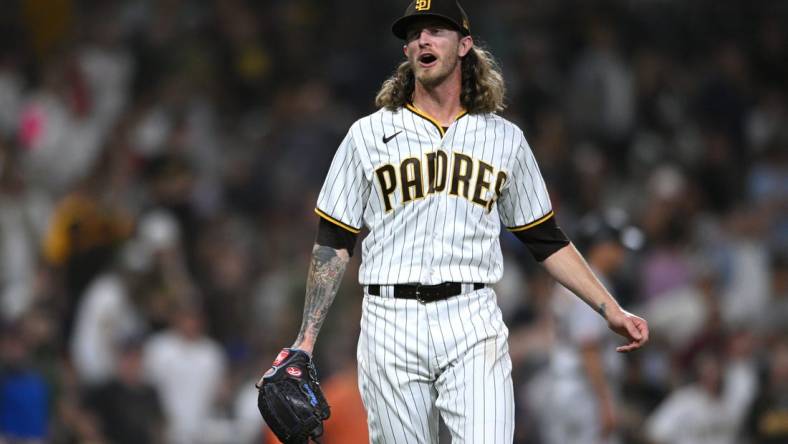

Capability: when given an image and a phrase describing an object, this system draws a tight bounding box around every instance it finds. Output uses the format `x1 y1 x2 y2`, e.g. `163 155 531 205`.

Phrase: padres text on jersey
316 105 553 285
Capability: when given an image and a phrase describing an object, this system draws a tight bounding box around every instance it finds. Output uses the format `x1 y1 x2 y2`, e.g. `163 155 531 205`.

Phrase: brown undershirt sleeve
510 215 570 262
315 217 359 256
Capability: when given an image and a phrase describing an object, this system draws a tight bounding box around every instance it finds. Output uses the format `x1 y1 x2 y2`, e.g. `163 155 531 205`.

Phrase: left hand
606 309 649 353
257 348 331 443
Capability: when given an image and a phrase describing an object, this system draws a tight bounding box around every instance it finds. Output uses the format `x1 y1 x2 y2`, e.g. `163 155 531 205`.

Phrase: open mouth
418 53 438 67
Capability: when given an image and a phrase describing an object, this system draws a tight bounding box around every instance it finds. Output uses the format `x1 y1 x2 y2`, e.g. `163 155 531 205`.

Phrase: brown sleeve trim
314 208 362 234
506 211 555 232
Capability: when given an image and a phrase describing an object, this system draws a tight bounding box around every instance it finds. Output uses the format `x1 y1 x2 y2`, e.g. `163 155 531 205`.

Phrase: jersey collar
405 103 468 137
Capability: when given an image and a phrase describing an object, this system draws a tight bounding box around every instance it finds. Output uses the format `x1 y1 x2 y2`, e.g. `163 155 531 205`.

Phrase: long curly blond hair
375 45 506 114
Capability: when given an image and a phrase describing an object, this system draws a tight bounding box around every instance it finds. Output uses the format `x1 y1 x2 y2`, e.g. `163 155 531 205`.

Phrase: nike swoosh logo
382 131 402 144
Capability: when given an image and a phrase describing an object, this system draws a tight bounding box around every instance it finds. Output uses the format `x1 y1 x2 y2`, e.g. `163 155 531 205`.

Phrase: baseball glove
256 348 331 444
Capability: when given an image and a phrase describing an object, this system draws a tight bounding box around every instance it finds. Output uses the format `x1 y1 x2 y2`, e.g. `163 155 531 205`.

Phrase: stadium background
0 0 785 443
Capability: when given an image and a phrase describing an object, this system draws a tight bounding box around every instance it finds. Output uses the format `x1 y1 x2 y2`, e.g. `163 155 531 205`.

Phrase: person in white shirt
72 211 185 386
646 349 757 444
143 304 226 444
70 272 144 386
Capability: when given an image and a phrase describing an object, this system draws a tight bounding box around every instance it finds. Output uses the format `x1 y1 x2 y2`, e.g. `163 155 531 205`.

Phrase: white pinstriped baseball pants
357 286 514 444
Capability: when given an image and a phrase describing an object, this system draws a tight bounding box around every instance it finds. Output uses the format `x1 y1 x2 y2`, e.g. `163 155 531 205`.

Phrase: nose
416 29 431 46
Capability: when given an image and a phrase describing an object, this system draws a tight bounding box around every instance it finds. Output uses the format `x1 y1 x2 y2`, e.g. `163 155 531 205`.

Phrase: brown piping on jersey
314 208 362 234
405 103 468 137
506 211 555 232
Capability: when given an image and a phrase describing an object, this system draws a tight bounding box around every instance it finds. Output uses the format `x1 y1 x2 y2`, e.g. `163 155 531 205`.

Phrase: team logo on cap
415 0 431 11
286 367 302 377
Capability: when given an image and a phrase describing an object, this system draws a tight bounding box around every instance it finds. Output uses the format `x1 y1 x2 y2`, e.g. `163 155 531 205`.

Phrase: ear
458 35 473 58
403 44 409 57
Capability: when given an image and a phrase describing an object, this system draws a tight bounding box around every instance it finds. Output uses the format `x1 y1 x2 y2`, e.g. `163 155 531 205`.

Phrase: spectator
42 173 133 339
143 303 226 444
567 16 635 144
645 346 757 444
84 339 164 444
534 211 640 444
762 252 788 337
747 339 788 444
0 141 50 321
69 248 146 386
0 322 49 443
71 209 188 386
0 1 783 442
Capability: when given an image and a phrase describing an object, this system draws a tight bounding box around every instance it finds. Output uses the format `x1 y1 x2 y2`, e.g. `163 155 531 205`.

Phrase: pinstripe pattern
316 106 549 443
358 288 513 443
315 108 552 285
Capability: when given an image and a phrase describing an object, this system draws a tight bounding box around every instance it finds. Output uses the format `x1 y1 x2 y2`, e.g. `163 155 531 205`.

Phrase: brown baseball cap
392 0 471 40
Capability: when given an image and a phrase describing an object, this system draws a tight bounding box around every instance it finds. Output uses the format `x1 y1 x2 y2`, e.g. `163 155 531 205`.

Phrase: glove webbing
262 382 324 444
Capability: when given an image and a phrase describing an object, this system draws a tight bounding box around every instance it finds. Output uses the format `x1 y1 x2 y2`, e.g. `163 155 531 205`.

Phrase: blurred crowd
0 0 785 443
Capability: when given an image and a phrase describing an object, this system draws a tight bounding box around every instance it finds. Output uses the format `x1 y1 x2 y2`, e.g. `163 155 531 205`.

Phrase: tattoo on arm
597 302 608 320
294 245 350 347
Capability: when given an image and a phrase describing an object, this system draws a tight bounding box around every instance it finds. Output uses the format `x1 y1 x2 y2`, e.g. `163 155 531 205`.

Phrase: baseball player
262 1 649 443
535 214 637 444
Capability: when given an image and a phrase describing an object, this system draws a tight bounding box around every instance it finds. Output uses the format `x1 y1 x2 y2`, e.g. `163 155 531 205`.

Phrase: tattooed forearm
597 302 608 320
293 244 350 349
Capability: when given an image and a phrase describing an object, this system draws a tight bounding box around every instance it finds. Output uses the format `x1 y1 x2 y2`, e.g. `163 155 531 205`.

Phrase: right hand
606 308 649 353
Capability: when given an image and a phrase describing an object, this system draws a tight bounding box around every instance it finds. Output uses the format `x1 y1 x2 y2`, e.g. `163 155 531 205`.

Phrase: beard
411 55 460 89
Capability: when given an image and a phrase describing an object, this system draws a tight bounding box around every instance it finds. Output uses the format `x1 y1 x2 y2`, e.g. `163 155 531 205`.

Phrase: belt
366 282 485 303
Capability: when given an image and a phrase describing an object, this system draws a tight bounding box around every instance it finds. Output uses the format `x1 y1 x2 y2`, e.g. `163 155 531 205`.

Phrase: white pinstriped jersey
316 104 553 285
